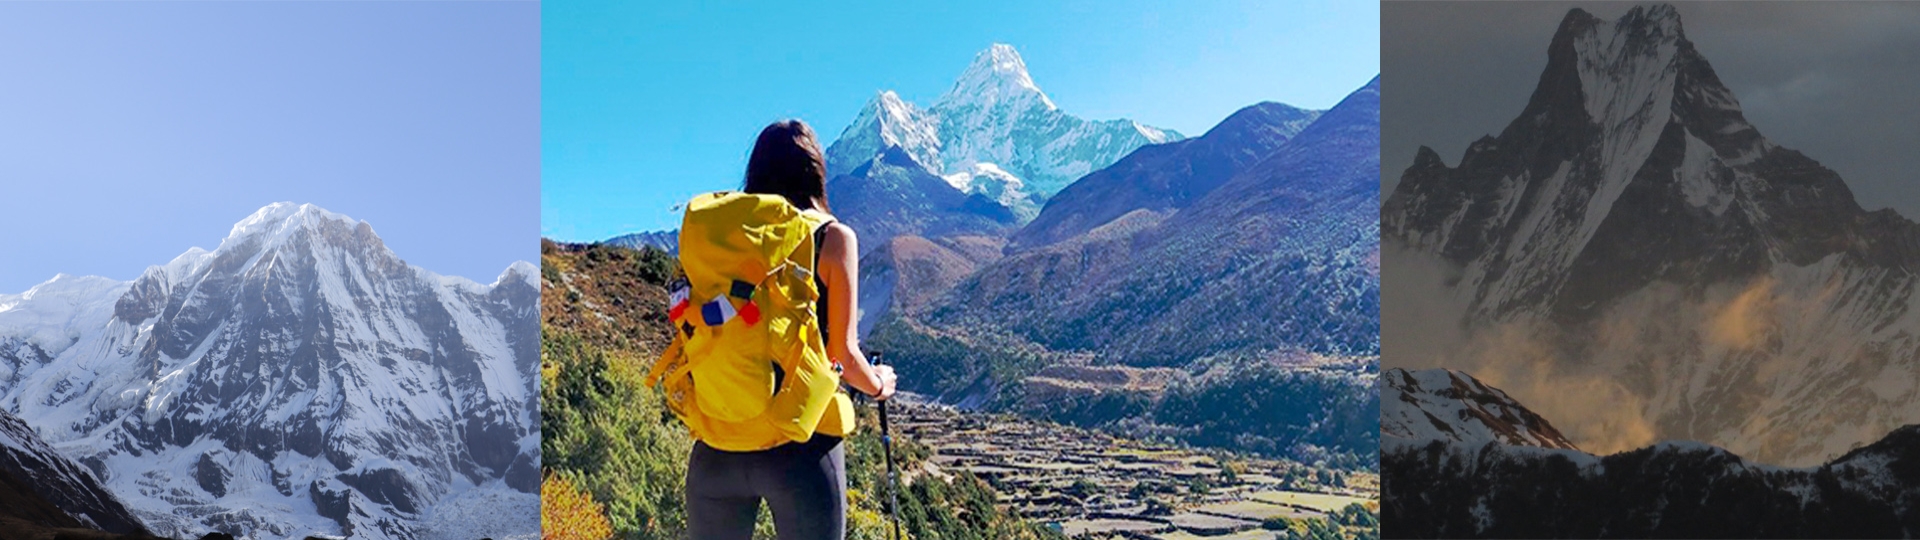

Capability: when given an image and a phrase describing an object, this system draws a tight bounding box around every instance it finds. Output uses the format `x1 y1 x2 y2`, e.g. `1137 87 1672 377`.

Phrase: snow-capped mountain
600 229 677 255
1 408 148 534
1384 4 1920 466
0 203 538 540
1382 369 1920 538
1381 368 1577 451
829 90 943 186
825 44 1183 213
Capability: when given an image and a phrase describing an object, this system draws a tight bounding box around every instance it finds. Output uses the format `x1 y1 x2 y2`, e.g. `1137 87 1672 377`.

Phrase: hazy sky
0 1 537 293
1383 2 1920 218
543 0 1382 241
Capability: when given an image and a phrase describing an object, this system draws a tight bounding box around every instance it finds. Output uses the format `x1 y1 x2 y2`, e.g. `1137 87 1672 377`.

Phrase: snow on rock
934 42 1055 112
1382 368 1580 450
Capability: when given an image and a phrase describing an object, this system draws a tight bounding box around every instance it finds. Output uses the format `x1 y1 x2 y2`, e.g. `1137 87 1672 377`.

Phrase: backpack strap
811 217 836 349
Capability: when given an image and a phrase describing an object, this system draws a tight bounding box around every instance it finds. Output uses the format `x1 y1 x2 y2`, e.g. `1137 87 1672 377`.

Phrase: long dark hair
744 119 830 213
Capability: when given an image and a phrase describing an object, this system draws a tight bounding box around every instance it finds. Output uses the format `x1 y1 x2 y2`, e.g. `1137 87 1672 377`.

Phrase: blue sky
543 0 1381 241
0 1 538 293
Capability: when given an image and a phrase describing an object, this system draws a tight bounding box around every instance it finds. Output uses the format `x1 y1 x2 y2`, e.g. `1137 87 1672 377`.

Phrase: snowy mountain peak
219 202 376 256
829 91 943 178
936 43 1056 112
1563 6 1687 124
874 89 910 111
859 90 919 129
1620 3 1684 32
498 260 540 289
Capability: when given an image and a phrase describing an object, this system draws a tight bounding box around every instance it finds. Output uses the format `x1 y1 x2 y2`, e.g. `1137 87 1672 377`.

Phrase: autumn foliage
543 473 613 540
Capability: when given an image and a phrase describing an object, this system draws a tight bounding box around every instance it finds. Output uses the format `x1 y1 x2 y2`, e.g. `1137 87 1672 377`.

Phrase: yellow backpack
645 191 856 451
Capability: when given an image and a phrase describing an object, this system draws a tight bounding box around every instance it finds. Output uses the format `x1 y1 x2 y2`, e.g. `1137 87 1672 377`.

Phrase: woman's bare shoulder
819 221 858 254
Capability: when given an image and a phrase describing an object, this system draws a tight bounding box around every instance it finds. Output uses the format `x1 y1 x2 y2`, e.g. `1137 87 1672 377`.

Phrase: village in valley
887 401 1379 540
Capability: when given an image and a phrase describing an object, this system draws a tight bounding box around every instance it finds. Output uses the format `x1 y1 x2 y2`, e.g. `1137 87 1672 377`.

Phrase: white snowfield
826 43 1183 205
0 202 538 540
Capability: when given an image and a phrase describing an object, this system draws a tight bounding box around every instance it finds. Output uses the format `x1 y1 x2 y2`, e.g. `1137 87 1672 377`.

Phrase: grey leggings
687 434 847 540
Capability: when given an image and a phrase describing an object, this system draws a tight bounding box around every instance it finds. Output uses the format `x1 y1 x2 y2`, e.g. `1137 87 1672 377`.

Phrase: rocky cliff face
1 408 149 535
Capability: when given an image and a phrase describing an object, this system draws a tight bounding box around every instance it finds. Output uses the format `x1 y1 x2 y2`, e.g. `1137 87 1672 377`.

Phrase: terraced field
888 400 1378 539
1248 491 1373 514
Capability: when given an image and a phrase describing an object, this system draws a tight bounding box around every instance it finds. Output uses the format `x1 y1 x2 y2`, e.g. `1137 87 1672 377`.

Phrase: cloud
1454 323 1659 455
1705 277 1776 351
1380 242 1470 361
1384 246 1657 454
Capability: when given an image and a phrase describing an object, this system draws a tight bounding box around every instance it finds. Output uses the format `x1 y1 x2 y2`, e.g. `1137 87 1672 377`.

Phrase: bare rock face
0 408 149 535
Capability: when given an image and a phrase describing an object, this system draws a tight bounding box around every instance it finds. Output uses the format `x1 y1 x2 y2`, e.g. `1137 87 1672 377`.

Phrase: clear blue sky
543 0 1381 241
0 1 538 293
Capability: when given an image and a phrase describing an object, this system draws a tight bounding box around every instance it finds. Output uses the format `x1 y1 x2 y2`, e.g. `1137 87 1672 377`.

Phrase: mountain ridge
1381 368 1578 451
1383 367 1920 538
1011 101 1322 251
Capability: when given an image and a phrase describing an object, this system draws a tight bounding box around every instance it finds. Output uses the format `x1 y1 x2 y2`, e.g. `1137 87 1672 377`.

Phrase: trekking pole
873 351 903 540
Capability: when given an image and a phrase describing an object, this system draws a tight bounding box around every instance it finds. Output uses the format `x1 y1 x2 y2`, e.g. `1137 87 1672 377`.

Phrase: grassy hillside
539 240 1060 540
